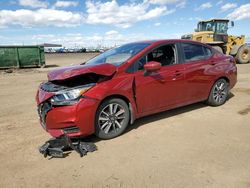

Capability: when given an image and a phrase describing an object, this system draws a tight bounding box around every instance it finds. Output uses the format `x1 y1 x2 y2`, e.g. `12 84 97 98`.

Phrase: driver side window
137 44 176 70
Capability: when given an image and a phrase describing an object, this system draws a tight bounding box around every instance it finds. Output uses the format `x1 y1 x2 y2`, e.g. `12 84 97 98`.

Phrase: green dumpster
0 45 45 68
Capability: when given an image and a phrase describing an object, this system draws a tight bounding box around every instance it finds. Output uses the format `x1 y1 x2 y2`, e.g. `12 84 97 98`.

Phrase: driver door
133 43 186 115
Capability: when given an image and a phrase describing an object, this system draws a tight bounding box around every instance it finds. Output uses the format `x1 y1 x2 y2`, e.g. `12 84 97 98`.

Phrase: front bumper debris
39 134 97 158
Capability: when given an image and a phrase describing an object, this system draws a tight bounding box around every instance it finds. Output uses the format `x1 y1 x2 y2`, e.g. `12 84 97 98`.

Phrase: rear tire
236 45 250 64
213 46 223 53
95 98 130 139
207 79 229 106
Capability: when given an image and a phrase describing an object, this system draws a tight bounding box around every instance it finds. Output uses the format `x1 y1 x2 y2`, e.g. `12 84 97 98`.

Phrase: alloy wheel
212 81 227 104
98 103 126 134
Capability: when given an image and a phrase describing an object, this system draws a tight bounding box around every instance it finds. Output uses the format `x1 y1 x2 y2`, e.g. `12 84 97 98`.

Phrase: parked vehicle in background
44 47 87 53
36 39 237 139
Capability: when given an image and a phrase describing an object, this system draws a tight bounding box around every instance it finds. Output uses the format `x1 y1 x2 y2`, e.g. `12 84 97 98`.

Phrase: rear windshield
85 43 150 66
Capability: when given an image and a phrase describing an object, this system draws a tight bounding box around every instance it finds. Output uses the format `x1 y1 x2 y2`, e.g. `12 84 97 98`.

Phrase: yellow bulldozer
181 19 250 64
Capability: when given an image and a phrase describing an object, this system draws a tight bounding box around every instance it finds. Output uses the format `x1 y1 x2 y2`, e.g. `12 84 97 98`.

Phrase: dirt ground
0 53 250 188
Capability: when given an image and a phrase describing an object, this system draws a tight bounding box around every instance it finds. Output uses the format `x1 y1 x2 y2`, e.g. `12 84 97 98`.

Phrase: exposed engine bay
41 73 108 92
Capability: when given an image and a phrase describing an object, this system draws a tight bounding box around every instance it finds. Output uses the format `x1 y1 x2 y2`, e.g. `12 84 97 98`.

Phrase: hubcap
213 81 227 103
98 103 125 134
242 50 249 60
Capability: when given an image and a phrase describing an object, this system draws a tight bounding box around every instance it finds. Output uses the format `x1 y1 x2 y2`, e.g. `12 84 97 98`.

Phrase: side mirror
144 61 161 72
231 21 234 27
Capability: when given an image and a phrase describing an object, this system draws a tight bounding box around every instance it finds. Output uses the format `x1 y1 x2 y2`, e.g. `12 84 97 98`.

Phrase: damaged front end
36 63 117 157
37 63 117 105
37 73 99 135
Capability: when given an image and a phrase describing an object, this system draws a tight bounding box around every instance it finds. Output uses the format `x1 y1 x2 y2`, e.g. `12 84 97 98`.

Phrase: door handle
172 70 184 80
210 61 216 66
174 70 183 76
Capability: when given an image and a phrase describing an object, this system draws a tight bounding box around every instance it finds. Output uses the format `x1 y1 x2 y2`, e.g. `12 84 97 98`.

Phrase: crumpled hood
48 63 117 81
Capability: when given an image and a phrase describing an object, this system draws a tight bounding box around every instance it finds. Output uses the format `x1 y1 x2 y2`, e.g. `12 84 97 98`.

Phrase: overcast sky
0 0 250 47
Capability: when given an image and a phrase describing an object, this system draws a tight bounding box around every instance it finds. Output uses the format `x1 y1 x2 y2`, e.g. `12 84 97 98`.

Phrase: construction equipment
181 19 250 64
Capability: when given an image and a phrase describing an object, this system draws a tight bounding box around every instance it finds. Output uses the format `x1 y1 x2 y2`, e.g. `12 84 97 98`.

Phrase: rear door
180 43 215 102
132 43 186 114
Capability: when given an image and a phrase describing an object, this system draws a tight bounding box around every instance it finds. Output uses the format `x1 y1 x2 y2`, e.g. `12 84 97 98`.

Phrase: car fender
84 74 138 118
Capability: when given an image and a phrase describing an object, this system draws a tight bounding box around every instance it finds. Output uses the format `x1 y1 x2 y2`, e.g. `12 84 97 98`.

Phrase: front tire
207 79 229 106
95 98 130 139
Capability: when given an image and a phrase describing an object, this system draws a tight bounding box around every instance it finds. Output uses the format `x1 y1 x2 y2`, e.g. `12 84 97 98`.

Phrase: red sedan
36 40 237 139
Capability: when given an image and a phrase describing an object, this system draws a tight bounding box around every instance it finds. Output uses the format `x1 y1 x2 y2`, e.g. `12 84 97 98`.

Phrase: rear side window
182 43 212 61
203 46 212 57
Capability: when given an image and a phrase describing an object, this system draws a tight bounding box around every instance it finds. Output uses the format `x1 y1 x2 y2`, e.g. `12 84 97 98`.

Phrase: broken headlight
50 84 95 106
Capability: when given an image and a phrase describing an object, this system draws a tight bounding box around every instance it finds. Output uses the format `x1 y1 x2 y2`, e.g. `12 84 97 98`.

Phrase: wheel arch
101 94 130 105
217 76 230 84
